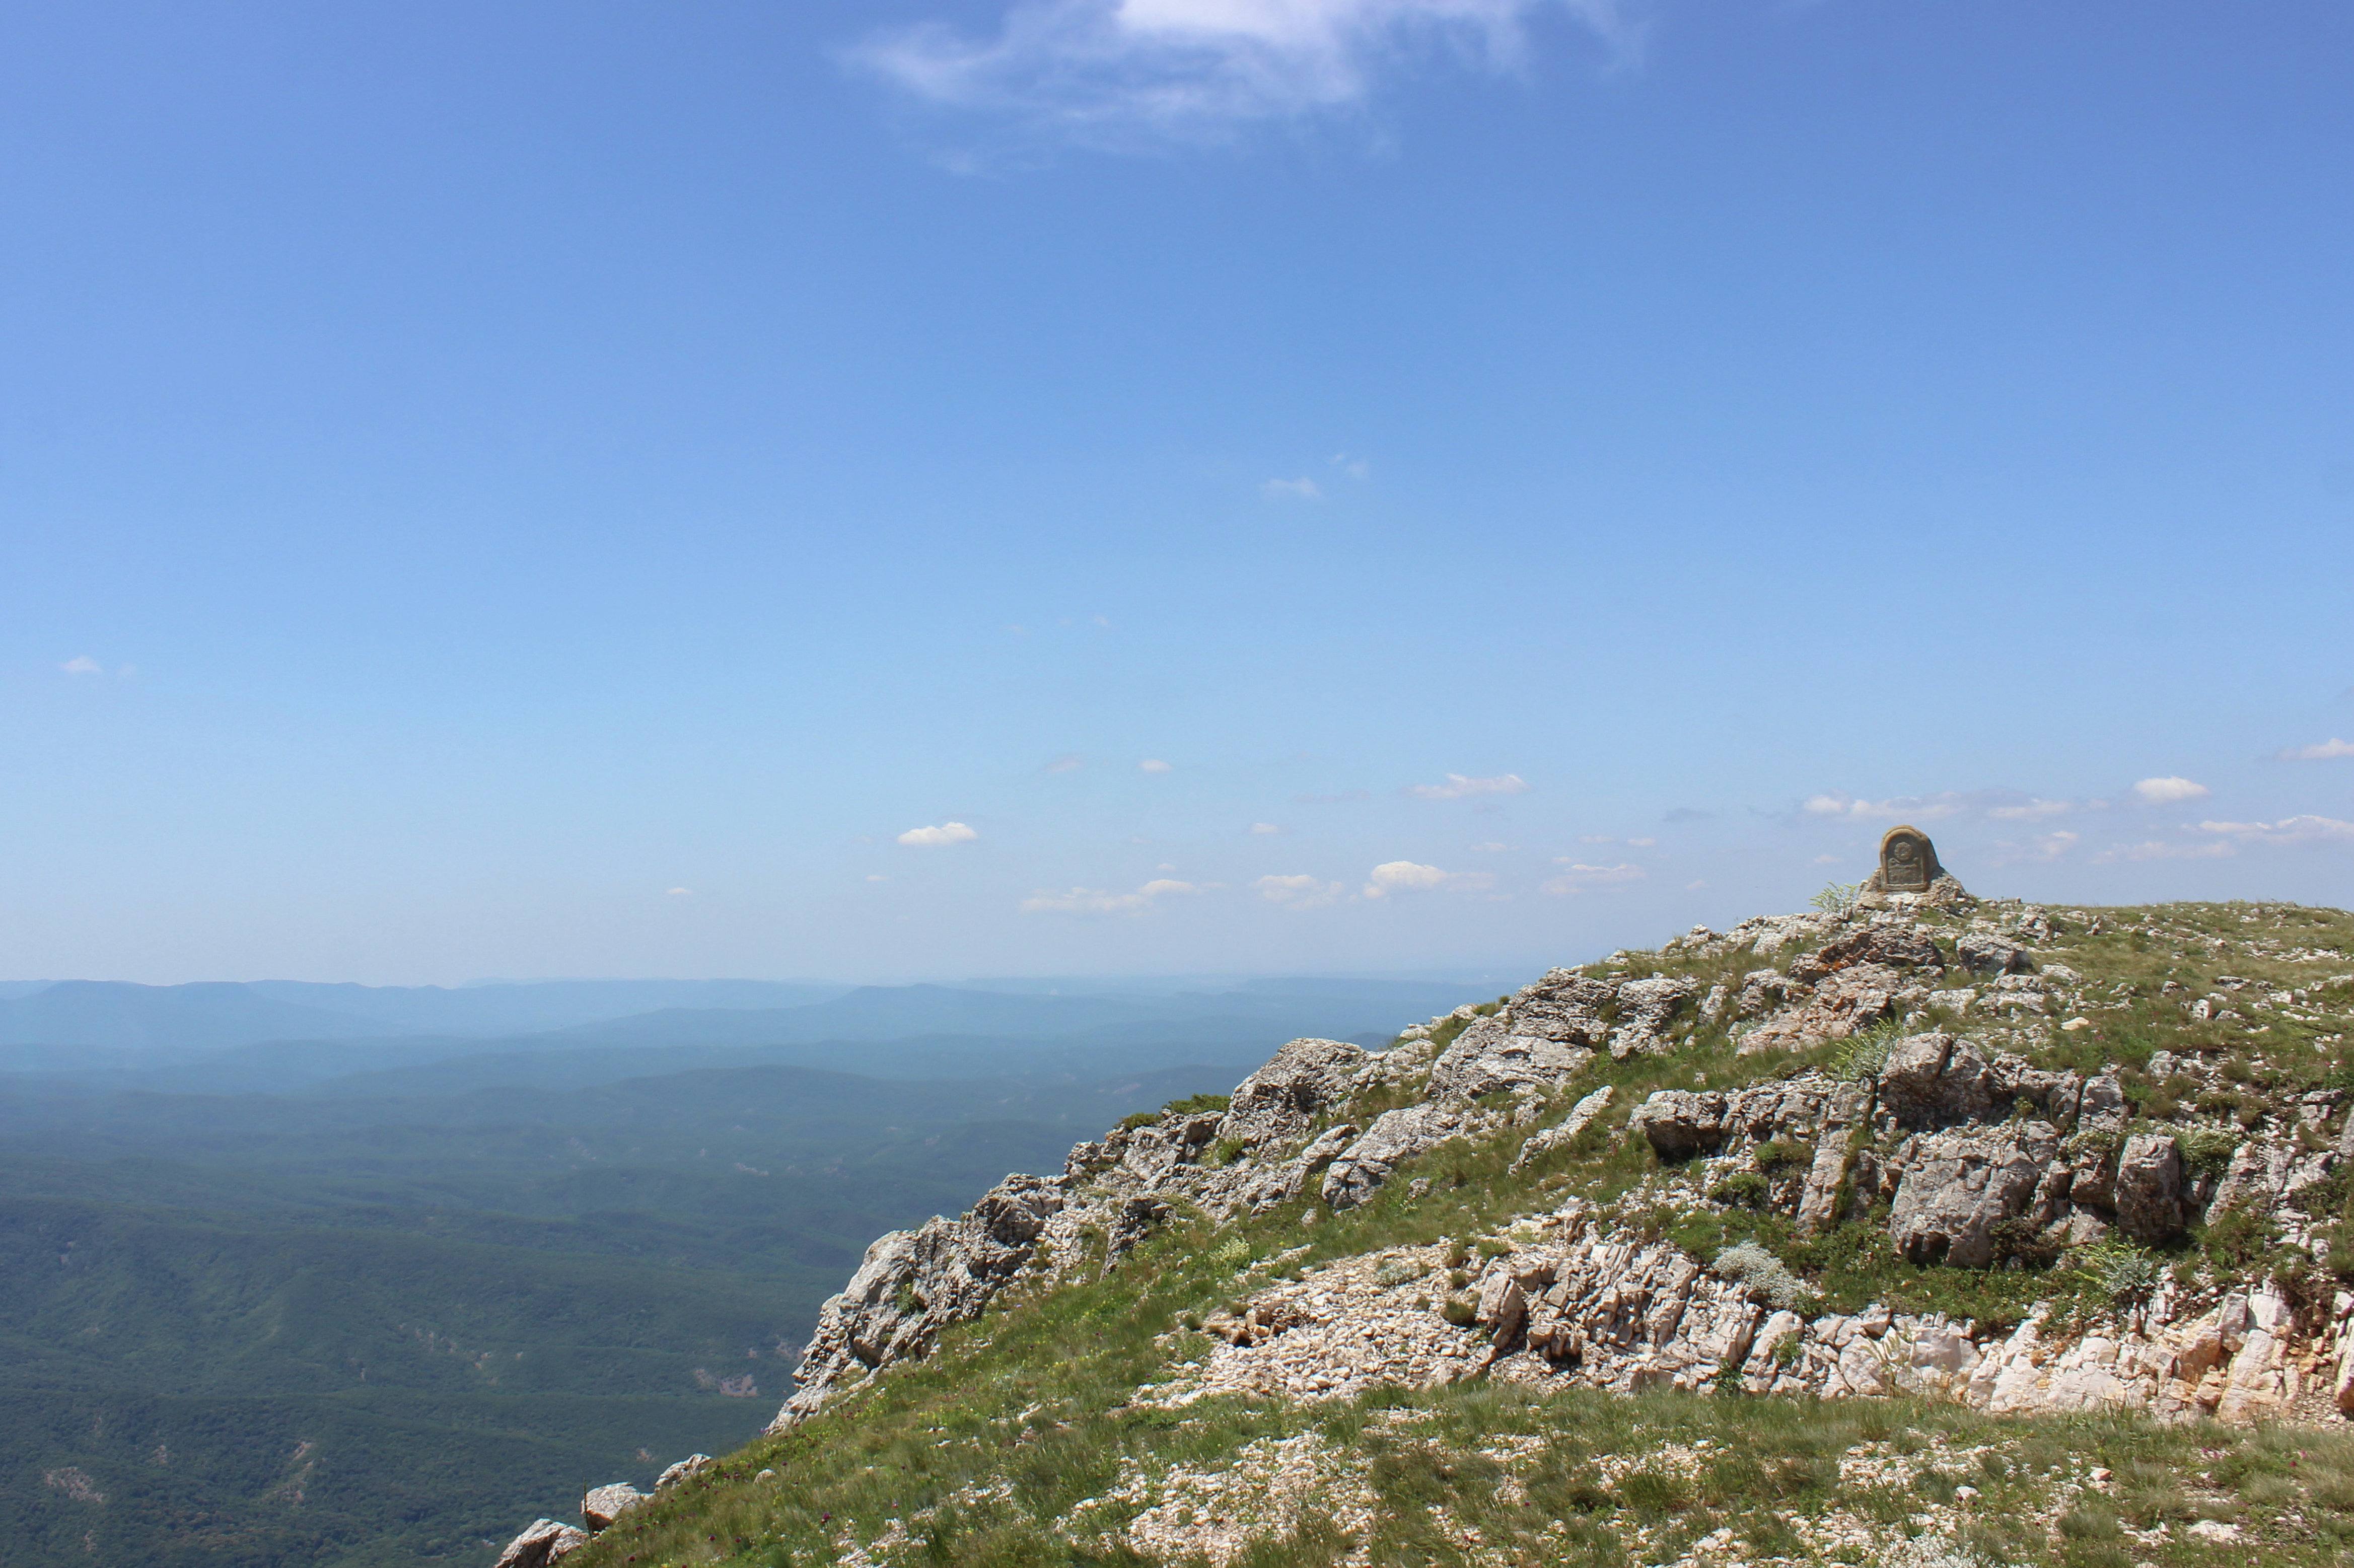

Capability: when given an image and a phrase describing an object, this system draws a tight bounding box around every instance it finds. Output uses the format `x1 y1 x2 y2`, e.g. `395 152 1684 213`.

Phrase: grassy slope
578 900 2354 1568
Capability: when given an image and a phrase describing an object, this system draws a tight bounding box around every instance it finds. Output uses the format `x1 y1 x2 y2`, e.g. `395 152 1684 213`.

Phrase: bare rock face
494 1520 590 1568
1510 1086 1616 1171
1955 931 2030 974
1790 923 1945 982
778 1172 1068 1426
1504 970 1617 1049
1628 1074 1863 1164
1887 1123 2060 1267
1428 1014 1591 1101
1322 1103 1493 1209
1217 1038 1369 1150
657 1454 715 1491
582 1483 650 1531
1736 964 1907 1053
2112 1134 2185 1243
1876 1034 1994 1128
1608 975 1699 1058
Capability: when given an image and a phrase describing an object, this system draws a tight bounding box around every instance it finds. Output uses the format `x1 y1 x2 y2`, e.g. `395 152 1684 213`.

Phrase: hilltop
512 879 2354 1568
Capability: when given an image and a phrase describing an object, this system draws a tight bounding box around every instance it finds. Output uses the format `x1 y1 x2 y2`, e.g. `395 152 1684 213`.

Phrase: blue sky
5 0 2351 985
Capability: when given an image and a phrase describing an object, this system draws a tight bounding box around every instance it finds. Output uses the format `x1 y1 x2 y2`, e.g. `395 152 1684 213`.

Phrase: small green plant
1440 1296 1478 1327
1811 882 1860 914
2074 1240 2161 1304
1829 1020 1906 1081
1709 1172 1771 1210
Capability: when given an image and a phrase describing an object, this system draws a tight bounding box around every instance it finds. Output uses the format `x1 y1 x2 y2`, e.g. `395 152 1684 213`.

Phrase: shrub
2075 1241 2161 1304
1830 1022 1905 1082
1811 882 1860 914
1440 1296 1478 1327
1709 1172 1771 1210
1713 1241 1810 1311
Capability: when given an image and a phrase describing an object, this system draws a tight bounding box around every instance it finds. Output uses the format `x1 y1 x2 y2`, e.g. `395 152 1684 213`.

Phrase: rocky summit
504 869 2354 1568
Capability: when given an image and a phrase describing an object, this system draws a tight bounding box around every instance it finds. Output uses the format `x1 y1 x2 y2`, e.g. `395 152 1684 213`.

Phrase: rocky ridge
503 890 2354 1566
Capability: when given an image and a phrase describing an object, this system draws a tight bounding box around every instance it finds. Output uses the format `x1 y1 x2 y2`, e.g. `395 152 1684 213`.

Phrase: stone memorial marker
1877 825 1939 891
1859 824 1965 905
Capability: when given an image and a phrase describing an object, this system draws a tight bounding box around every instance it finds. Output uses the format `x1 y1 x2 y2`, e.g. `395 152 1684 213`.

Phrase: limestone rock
1955 932 2029 974
656 1453 715 1491
1510 1086 1615 1171
582 1483 650 1531
1736 964 1904 1053
778 1171 1069 1426
1322 1103 1490 1208
1789 922 1944 982
494 1520 590 1567
1876 1034 1993 1128
1218 1038 1369 1150
1887 1122 2060 1267
1607 975 1698 1058
1428 1012 1595 1101
2112 1134 2184 1243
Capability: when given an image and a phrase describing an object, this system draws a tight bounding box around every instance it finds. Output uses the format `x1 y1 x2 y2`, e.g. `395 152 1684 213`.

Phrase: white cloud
1626 836 1656 847
2199 816 2354 846
1044 753 1085 773
1263 476 1323 500
2095 839 2236 863
866 874 890 882
849 0 1636 149
1249 822 1284 835
1542 861 1645 894
1020 878 1202 915
1330 452 1370 479
1254 873 1344 908
2034 830 2080 860
666 887 693 896
1361 860 1494 898
1800 792 1967 823
1139 758 1173 772
1812 854 1840 865
1577 834 1615 844
2131 776 2210 805
60 656 102 675
897 821 980 847
2279 738 2354 760
1467 841 1514 852
1403 772 1529 801
1986 798 2072 821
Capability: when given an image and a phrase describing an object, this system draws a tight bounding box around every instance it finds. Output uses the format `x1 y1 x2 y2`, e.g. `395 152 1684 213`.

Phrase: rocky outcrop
1323 1102 1501 1209
1218 1039 1366 1150
1157 1208 2337 1428
777 1174 1070 1426
1885 1122 2060 1267
493 1520 589 1568
581 1483 650 1530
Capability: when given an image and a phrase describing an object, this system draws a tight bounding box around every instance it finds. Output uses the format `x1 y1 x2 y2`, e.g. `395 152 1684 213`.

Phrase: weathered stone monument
1860 823 1967 905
